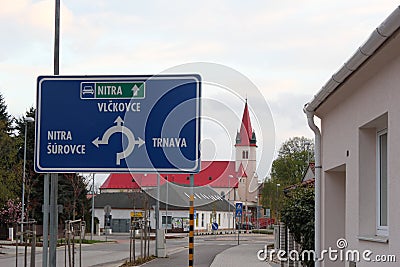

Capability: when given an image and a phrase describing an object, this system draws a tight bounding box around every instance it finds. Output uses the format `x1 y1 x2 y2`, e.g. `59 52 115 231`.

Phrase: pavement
137 233 274 267
209 243 272 267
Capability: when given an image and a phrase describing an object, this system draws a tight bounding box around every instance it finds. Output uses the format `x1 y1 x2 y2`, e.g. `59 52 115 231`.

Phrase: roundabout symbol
92 116 145 165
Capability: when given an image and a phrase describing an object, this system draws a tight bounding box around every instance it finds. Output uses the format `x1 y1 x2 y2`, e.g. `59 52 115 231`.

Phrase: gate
111 219 130 233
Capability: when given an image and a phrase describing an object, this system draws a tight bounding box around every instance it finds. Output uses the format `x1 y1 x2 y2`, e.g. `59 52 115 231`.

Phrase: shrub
281 186 314 267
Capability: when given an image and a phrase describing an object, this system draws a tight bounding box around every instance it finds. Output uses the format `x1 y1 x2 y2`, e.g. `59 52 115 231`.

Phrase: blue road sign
35 75 201 173
212 222 218 231
235 202 243 211
235 202 243 218
235 210 242 218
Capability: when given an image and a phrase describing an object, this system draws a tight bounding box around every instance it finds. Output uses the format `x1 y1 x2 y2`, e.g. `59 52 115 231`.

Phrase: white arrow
92 116 145 165
114 116 123 126
92 137 103 148
135 137 145 148
132 85 140 96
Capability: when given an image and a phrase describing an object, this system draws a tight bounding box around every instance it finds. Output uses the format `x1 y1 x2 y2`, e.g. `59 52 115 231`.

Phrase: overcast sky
1 0 399 184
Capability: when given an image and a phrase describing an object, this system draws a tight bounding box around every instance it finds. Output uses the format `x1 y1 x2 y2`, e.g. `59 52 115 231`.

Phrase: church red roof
235 101 256 147
100 161 240 190
100 173 142 190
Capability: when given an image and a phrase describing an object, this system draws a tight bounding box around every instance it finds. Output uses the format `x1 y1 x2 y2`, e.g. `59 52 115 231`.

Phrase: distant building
94 186 234 233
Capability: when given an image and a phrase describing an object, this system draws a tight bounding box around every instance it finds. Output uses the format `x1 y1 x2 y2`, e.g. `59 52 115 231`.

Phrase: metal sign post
43 2 60 266
188 174 195 267
235 202 243 245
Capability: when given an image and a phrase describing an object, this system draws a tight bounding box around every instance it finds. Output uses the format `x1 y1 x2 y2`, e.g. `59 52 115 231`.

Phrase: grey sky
1 0 398 182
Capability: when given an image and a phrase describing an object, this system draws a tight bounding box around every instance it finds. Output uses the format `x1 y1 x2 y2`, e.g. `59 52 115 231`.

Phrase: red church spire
235 100 257 147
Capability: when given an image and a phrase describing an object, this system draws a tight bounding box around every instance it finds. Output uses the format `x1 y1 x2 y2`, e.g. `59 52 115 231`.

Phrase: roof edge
305 6 400 113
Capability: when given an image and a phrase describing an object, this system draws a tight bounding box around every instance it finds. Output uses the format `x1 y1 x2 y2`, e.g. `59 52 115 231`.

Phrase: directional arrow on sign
92 116 145 165
132 85 141 96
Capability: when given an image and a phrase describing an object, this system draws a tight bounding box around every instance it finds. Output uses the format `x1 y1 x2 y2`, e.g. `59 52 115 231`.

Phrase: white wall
95 208 235 231
95 208 138 229
315 30 400 267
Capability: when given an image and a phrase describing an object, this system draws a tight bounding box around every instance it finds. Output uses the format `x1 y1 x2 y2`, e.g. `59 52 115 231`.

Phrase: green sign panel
80 82 145 99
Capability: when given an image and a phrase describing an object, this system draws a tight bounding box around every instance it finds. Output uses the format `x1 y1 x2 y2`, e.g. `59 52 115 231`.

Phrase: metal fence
274 223 301 267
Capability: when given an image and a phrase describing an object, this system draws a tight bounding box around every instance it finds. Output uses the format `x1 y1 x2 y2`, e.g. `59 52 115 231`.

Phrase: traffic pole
42 174 49 267
49 1 60 266
155 174 160 257
188 174 194 267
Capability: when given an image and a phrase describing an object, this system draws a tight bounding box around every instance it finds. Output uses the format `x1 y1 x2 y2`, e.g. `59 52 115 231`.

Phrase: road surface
0 233 272 267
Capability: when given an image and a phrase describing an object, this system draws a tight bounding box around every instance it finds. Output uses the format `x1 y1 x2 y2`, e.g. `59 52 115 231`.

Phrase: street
0 233 273 267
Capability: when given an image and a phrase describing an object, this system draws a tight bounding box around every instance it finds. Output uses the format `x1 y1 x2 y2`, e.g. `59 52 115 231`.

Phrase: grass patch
251 229 274 235
79 239 106 244
120 256 157 266
57 238 107 245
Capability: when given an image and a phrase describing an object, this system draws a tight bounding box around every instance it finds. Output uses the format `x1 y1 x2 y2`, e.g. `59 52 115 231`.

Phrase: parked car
236 222 254 230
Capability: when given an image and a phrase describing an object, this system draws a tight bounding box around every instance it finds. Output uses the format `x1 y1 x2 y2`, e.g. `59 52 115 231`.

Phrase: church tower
235 100 258 204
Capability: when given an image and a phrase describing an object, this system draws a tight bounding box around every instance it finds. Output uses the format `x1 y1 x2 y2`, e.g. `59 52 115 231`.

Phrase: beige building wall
235 145 258 205
315 29 400 266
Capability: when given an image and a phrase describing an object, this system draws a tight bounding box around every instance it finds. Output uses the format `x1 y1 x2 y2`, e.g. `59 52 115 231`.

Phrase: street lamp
21 116 34 240
304 141 311 164
276 183 281 223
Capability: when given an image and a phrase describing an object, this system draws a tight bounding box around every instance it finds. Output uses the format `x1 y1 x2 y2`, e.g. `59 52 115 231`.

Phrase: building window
162 215 172 229
201 213 204 227
196 213 198 227
377 129 388 236
242 150 249 159
218 214 221 226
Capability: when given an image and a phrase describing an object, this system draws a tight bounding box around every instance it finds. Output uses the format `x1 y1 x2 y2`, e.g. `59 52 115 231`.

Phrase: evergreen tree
0 93 21 209
0 92 13 133
0 127 21 205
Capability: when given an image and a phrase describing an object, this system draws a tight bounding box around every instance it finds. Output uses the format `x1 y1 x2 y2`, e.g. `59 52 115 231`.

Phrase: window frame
376 129 388 236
